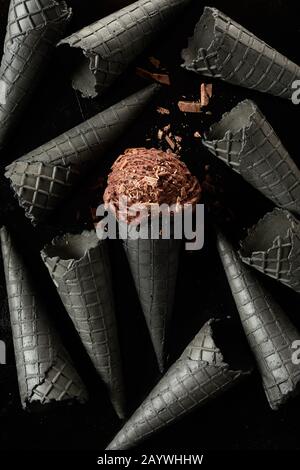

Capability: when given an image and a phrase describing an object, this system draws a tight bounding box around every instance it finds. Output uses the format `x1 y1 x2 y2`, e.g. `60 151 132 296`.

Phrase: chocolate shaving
149 56 161 69
157 106 170 115
178 100 202 113
200 83 213 106
165 135 176 150
158 129 164 140
136 67 171 85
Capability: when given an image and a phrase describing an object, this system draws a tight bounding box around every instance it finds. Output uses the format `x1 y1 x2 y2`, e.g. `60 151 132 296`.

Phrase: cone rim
239 208 298 261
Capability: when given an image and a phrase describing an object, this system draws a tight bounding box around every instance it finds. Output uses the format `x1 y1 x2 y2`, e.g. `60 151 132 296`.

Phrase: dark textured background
0 0 300 452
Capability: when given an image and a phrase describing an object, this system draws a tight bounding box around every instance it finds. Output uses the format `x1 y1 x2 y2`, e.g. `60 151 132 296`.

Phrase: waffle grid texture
239 209 300 293
217 232 300 409
203 100 300 216
0 0 71 149
107 319 247 450
42 232 125 418
4 84 158 224
0 227 88 407
123 237 181 372
181 7 300 100
59 0 191 97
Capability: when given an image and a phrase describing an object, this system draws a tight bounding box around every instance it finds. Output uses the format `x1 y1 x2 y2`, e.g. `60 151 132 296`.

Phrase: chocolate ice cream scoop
103 147 201 221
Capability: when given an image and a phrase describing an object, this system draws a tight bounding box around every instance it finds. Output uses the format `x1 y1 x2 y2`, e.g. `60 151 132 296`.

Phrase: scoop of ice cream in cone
103 147 201 223
103 147 201 372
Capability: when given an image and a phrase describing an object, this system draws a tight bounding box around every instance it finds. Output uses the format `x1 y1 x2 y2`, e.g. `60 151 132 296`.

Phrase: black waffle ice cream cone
124 235 181 372
182 7 300 100
103 147 201 372
203 100 300 216
239 209 300 294
217 232 300 410
41 230 125 419
106 319 249 450
0 0 72 150
0 227 88 408
59 0 192 98
4 84 159 224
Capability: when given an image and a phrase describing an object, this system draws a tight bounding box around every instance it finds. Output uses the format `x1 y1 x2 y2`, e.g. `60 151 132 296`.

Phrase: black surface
0 0 300 452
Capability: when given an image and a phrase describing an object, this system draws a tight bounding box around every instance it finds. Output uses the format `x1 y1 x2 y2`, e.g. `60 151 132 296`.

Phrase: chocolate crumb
136 67 171 85
178 101 202 113
157 106 170 115
165 135 176 150
200 83 213 106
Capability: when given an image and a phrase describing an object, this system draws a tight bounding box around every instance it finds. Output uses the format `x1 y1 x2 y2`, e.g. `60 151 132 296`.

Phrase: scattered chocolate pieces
157 129 164 140
136 67 171 85
157 106 170 115
178 100 202 113
165 134 176 150
149 56 161 69
200 83 213 106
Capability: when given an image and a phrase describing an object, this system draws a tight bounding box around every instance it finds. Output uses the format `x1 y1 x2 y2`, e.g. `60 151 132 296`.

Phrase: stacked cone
4 84 159 224
104 147 201 372
181 7 300 100
217 231 300 409
59 0 192 98
0 0 72 150
0 227 88 407
41 230 125 419
107 319 249 450
239 209 300 294
203 100 300 217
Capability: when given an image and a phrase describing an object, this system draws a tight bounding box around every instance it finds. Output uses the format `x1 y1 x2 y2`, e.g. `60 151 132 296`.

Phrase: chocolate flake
178 100 202 113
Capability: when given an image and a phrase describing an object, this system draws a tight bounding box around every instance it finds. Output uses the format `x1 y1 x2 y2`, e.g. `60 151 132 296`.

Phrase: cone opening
240 209 294 255
71 53 98 98
207 100 256 140
58 35 99 98
209 320 252 372
181 7 216 66
45 231 99 261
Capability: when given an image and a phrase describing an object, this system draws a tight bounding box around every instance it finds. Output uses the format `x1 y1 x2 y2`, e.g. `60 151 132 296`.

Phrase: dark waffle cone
107 319 249 450
41 231 125 419
239 209 300 294
217 232 300 410
182 7 300 100
123 236 181 372
0 0 72 150
59 0 192 98
0 227 88 408
203 100 300 216
5 84 159 224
